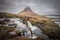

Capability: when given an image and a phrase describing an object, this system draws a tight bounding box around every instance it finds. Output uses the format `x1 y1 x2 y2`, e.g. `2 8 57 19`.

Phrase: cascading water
27 21 37 39
9 18 27 36
27 21 50 40
8 18 50 40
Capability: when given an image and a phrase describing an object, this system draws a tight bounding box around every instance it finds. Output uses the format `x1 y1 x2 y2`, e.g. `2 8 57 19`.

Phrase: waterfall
27 21 32 28
8 19 49 40
27 21 38 39
27 21 49 40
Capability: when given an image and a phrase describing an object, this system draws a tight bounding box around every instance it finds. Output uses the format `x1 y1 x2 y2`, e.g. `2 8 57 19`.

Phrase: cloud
0 0 60 15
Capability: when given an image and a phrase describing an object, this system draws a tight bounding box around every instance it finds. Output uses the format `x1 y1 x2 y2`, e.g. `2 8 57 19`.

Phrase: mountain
0 12 19 18
17 7 57 26
17 7 60 39
17 7 51 21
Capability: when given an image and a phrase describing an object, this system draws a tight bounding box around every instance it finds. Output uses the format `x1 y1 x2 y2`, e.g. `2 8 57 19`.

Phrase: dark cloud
54 0 60 15
0 0 60 16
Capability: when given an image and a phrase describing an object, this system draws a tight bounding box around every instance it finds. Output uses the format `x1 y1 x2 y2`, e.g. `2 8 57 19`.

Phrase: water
5 19 49 40
27 21 49 40
8 18 60 40
9 31 16 35
0 18 53 40
46 16 60 27
52 19 60 27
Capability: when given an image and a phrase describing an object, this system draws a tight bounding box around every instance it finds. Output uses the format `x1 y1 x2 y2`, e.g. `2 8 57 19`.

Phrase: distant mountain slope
0 12 19 18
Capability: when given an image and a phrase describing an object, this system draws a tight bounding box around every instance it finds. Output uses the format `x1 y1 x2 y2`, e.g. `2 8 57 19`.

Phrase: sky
0 0 60 16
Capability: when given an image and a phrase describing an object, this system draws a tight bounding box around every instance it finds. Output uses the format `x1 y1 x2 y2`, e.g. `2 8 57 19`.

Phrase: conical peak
23 7 32 11
25 7 31 10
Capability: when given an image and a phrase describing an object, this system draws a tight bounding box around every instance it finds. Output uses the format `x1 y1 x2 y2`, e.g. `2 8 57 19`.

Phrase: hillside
0 12 19 18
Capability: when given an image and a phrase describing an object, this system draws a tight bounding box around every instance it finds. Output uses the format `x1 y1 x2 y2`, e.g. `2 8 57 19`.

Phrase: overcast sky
0 0 60 16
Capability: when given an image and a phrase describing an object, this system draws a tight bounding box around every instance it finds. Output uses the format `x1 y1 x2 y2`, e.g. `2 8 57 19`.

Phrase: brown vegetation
0 12 19 18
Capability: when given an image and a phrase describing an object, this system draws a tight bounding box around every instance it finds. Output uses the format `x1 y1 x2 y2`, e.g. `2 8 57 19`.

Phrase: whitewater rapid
1 18 50 40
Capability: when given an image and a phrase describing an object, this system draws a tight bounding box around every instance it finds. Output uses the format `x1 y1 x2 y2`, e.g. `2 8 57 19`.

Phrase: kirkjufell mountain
0 7 60 40
17 7 51 20
17 7 57 28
